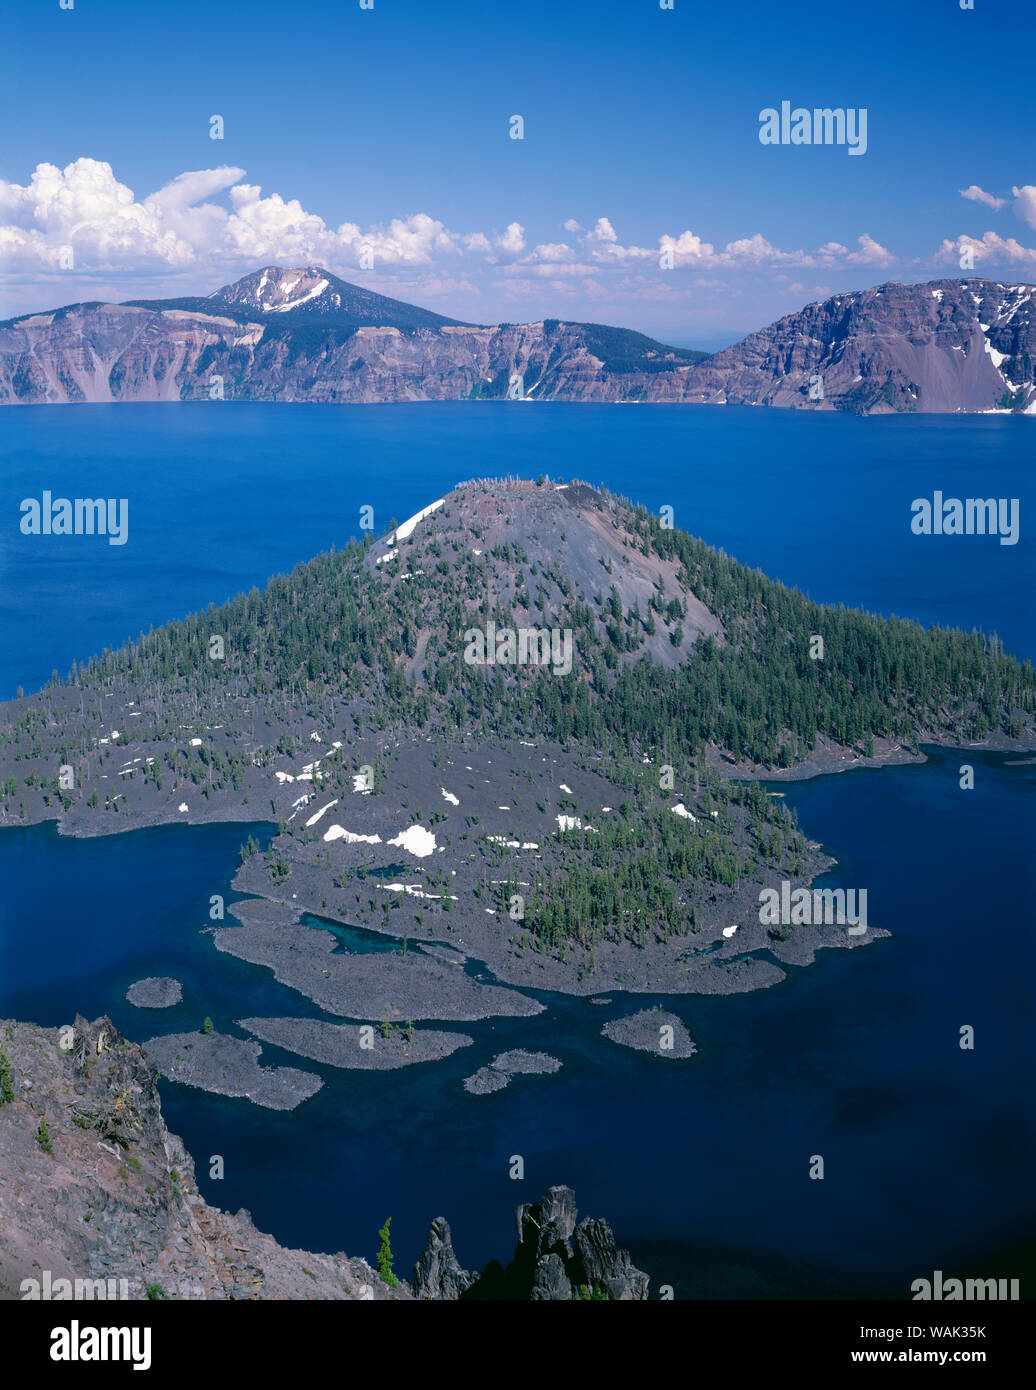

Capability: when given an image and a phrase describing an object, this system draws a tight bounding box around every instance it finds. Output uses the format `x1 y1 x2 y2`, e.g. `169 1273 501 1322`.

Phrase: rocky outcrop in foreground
0 1016 397 1300
412 1186 650 1300
0 1016 646 1301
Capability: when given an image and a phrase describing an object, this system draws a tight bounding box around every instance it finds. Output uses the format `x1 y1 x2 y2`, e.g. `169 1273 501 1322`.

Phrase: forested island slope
1 480 1031 995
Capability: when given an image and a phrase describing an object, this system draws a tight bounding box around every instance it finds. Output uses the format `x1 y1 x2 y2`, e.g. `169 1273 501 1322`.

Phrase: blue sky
1 0 1033 341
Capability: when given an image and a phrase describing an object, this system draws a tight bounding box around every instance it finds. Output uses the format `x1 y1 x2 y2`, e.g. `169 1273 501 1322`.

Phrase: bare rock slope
3 265 1028 412
0 1015 402 1301
0 1014 647 1301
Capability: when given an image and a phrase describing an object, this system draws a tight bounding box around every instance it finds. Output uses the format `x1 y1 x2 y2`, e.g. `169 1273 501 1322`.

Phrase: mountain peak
213 266 352 315
209 265 469 330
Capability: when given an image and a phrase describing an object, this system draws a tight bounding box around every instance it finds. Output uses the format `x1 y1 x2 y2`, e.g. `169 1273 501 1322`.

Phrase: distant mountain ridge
683 278 1036 415
130 264 473 332
0 266 1031 413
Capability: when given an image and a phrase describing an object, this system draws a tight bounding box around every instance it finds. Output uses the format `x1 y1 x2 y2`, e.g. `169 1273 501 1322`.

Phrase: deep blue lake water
1 403 1032 698
1 404 1032 1297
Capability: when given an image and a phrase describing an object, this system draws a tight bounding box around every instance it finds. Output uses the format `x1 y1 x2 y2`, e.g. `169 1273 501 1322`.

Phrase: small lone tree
0 1046 14 1105
377 1218 398 1288
36 1118 53 1154
201 1017 214 1036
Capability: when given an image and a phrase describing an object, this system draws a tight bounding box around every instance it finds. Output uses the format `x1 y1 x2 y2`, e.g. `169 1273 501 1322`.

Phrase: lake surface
1 404 1032 1296
2 403 1032 699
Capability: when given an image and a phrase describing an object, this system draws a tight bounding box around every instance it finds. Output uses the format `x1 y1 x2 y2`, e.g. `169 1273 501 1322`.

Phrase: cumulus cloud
0 159 518 276
846 233 895 267
936 230 1036 267
533 221 894 274
0 161 905 314
0 159 245 271
1012 185 1036 230
495 222 526 254
959 185 1007 211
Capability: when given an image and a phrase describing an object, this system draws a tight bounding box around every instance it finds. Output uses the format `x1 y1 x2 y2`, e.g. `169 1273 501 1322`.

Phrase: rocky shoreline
210 918 545 1021
141 1030 323 1111
238 1015 474 1070
463 1049 562 1094
126 977 183 1009
602 1007 697 1058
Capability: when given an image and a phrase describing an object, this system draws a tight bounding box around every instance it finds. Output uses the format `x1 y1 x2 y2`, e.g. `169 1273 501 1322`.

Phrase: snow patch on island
324 825 382 846
381 882 457 901
388 825 437 858
393 498 444 541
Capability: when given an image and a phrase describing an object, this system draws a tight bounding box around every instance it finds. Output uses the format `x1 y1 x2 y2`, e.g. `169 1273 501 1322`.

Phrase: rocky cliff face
0 1014 648 1301
681 278 1035 414
0 264 702 407
411 1186 650 1300
1 268 1029 412
0 1015 404 1301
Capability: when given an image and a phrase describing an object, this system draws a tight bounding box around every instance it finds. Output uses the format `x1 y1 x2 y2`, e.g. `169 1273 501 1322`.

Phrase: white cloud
936 230 1036 266
0 159 245 271
558 222 895 273
959 185 1007 211
0 161 907 317
846 233 895 267
528 241 574 262
1012 185 1036 230
494 222 526 254
0 159 515 276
